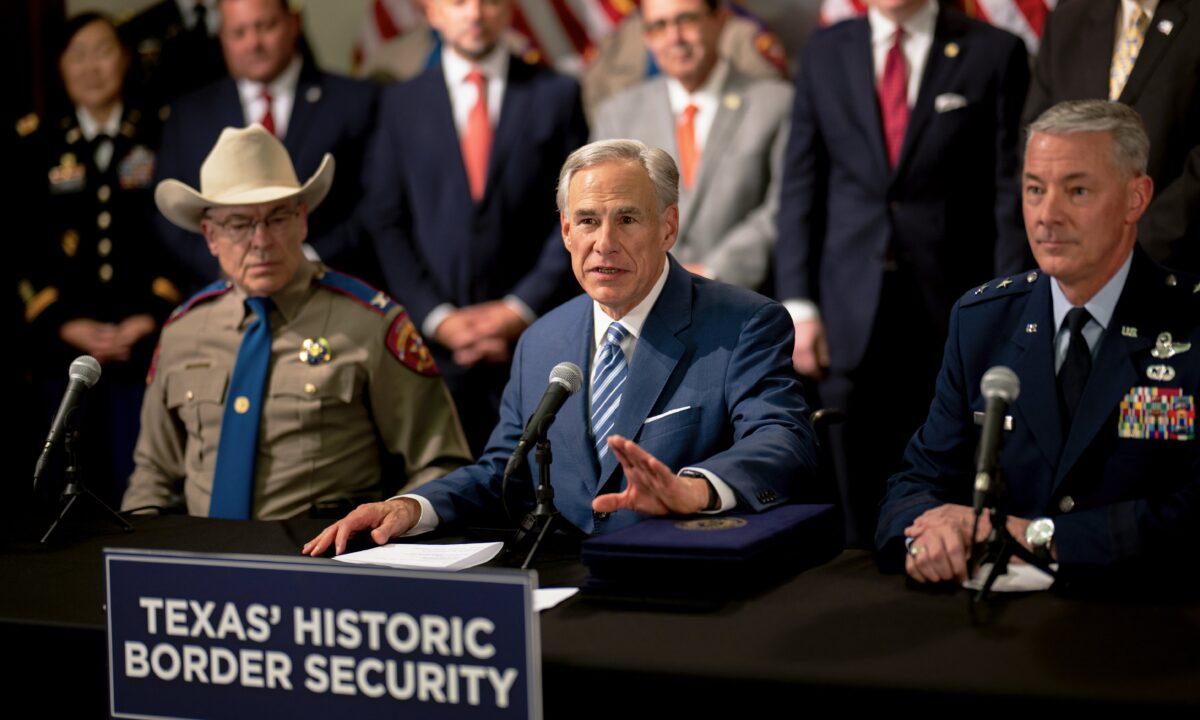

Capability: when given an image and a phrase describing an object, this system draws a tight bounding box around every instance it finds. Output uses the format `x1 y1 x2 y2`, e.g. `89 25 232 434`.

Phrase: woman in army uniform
16 13 183 505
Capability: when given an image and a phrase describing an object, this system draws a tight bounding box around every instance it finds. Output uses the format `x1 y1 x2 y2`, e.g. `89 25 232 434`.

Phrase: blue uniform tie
591 322 629 460
210 296 274 519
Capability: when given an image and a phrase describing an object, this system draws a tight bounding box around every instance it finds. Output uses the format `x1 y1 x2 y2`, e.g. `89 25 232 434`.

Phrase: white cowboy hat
155 123 335 233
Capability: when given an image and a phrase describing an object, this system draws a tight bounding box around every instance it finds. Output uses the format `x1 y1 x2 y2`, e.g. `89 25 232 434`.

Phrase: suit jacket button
1058 496 1075 513
593 511 609 522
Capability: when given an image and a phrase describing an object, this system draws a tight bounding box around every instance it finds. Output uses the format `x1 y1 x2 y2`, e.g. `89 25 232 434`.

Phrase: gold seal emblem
234 396 251 414
674 517 748 531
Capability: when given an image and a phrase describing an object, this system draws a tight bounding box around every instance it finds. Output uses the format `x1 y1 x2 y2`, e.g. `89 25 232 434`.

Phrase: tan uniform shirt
122 260 472 519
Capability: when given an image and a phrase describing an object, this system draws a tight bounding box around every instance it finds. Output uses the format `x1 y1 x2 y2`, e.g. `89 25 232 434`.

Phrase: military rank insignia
386 311 438 376
1119 387 1195 440
49 153 85 194
119 145 156 189
299 337 333 365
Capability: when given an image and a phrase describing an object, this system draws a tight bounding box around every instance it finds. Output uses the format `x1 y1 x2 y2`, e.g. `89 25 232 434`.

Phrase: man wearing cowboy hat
122 124 472 520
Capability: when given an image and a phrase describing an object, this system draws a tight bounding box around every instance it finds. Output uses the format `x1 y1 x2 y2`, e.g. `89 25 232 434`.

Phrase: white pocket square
644 406 692 424
935 93 968 113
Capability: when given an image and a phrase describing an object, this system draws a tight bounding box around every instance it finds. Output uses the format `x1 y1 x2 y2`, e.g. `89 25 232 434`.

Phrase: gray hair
556 139 679 214
1026 100 1149 176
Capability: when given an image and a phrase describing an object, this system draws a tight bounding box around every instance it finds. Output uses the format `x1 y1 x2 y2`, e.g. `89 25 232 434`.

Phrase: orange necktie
259 89 276 136
462 68 492 201
676 103 700 190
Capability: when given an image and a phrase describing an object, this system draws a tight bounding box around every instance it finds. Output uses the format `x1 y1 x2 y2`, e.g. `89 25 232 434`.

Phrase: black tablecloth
4 514 1200 715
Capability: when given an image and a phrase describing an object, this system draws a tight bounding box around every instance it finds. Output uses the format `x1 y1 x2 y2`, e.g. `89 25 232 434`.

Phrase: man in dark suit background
1023 0 1200 272
153 0 378 290
366 0 588 455
774 0 1030 545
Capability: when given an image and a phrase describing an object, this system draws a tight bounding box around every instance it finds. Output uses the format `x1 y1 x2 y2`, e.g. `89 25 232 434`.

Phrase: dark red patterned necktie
878 28 908 169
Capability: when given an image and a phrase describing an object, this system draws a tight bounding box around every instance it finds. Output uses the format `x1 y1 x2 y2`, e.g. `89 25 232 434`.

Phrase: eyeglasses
207 208 300 244
643 11 709 38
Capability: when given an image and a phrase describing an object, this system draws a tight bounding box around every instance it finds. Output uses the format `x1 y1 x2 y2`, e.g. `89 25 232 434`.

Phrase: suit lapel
1054 255 1157 488
894 11 962 180
682 70 747 238
420 66 475 205
283 62 322 156
842 20 890 179
1008 278 1065 469
1081 0 1122 98
596 262 691 490
1119 0 1188 104
561 301 601 486
218 79 246 131
484 58 530 207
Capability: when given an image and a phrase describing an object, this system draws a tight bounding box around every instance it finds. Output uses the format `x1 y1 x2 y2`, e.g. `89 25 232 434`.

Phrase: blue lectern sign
105 549 540 720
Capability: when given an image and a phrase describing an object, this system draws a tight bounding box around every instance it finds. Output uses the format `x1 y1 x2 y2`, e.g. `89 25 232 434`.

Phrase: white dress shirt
664 60 730 155
236 53 302 139
1050 252 1132 372
175 0 220 35
77 103 123 172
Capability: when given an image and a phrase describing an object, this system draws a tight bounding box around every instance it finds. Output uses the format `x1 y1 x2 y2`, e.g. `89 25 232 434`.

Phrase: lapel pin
1026 271 1038 283
944 42 960 58
996 278 1013 289
306 86 322 103
65 127 81 144
1121 326 1138 338
723 93 741 110
974 283 988 295
1147 364 1176 382
299 337 333 365
1025 323 1038 334
1193 281 1200 293
1158 19 1174 35
1166 274 1178 287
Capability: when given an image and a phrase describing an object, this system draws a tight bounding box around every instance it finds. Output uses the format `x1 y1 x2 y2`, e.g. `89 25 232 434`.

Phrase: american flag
355 0 637 75
819 0 1056 54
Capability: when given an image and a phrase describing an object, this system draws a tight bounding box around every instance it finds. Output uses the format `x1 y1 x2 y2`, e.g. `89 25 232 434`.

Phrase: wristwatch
679 469 720 512
1025 517 1055 559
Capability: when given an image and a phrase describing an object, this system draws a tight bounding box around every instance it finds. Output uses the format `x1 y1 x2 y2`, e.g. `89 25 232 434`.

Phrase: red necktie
462 68 492 201
676 104 700 190
878 28 908 169
259 89 276 136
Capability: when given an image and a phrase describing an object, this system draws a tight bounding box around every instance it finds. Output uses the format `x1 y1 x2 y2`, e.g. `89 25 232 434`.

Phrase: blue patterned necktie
591 322 629 460
210 296 274 519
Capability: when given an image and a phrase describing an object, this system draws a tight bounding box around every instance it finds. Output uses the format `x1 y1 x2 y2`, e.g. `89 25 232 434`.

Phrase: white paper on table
333 542 504 571
962 562 1058 592
534 588 579 612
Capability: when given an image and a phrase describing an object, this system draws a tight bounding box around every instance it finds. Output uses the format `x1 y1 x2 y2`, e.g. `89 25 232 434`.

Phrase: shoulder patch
165 279 232 326
316 269 395 315
960 270 1040 308
386 310 439 376
16 112 38 137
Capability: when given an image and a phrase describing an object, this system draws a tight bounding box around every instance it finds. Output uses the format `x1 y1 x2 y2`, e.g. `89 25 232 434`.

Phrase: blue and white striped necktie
591 322 629 460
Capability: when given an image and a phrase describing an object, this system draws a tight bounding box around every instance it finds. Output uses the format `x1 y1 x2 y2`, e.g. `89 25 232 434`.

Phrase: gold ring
908 543 925 557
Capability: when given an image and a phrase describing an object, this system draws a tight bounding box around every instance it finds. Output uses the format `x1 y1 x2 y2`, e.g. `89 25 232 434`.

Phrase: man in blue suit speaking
878 101 1200 583
304 139 818 553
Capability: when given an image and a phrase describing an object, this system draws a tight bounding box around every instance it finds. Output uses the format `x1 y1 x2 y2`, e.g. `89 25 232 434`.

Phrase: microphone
33 356 102 490
504 362 583 479
973 365 1020 515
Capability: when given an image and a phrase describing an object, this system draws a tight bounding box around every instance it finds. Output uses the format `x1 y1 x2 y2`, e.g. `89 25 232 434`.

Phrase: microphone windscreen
980 365 1019 403
549 362 584 394
68 355 102 388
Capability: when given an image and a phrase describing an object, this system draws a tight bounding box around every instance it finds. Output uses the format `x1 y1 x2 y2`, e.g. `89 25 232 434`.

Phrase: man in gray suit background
590 0 792 291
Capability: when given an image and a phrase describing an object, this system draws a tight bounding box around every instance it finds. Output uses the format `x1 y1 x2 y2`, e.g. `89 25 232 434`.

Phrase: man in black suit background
153 0 378 290
774 0 1030 545
1024 0 1200 271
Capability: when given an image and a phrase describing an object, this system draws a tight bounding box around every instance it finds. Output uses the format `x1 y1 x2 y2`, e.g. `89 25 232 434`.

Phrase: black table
4 515 1200 715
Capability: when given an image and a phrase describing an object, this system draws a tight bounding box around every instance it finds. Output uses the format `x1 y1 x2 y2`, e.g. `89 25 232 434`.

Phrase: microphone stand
504 416 562 569
969 469 1056 604
41 422 132 544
